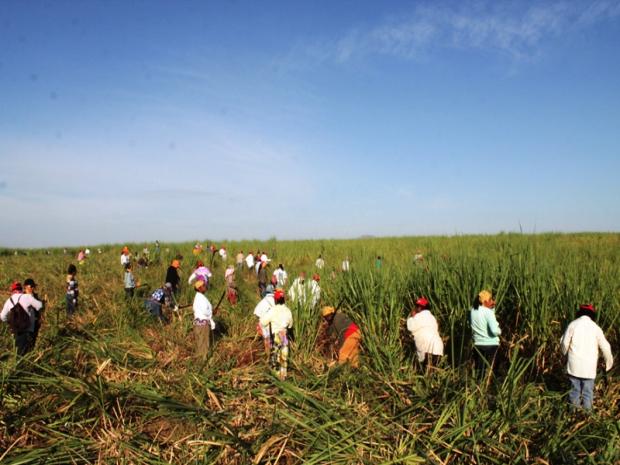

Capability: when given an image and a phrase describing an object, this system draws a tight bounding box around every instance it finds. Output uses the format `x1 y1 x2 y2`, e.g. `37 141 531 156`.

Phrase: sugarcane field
4 1 620 464
0 234 618 464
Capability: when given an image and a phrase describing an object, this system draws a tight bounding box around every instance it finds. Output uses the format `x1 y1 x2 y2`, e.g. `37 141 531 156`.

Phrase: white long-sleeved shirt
245 254 255 269
406 310 444 362
273 269 288 288
254 294 275 319
192 292 213 322
259 304 293 335
121 254 130 266
1 292 43 332
560 315 613 379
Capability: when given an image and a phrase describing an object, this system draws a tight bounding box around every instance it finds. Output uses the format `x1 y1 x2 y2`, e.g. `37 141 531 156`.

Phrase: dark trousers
15 331 34 355
473 345 499 380
125 288 135 300
66 295 77 316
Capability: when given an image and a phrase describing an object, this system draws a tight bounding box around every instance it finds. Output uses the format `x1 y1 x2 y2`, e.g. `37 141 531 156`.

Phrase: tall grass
1 233 618 464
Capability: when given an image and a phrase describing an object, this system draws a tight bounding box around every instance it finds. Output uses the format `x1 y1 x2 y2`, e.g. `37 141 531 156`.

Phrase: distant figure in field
407 297 444 370
245 252 255 272
560 304 613 411
225 265 238 305
165 259 181 295
145 283 173 323
342 257 350 272
254 284 275 359
1 281 43 355
65 264 79 317
375 256 382 269
236 250 245 271
273 264 288 288
192 280 214 360
24 278 44 347
259 288 293 380
321 306 361 368
315 254 325 270
470 290 501 380
193 242 203 256
288 271 307 306
188 261 212 288
257 261 269 296
77 249 86 265
120 246 131 267
309 274 321 308
219 246 228 262
124 263 136 300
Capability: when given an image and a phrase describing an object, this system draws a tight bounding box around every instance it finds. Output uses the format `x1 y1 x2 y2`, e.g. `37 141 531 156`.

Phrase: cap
196 260 204 267
322 306 335 317
479 290 492 303
579 304 596 312
312 273 320 281
24 278 36 288
265 284 275 294
274 288 285 301
415 297 429 308
10 281 22 292
171 260 180 268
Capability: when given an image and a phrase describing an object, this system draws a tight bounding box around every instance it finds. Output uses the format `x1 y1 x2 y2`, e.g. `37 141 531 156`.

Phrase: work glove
210 320 216 330
173 305 179 312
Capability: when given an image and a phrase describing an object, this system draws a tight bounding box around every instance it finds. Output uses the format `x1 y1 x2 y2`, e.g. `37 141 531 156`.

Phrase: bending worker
321 306 361 368
406 297 444 369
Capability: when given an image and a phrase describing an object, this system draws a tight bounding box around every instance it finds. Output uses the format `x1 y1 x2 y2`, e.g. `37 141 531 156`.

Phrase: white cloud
308 1 620 63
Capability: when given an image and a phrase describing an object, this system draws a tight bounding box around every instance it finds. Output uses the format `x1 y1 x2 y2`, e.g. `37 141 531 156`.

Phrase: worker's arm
486 310 502 337
597 328 614 372
560 324 573 356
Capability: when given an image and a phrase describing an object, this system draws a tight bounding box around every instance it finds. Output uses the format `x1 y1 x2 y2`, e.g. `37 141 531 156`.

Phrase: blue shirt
470 305 501 346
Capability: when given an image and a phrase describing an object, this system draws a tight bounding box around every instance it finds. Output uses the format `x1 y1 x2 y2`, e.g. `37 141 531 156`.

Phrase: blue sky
1 0 619 247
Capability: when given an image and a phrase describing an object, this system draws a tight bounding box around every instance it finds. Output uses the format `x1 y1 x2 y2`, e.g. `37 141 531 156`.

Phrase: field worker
342 257 350 272
321 306 361 368
315 254 325 269
236 250 244 271
1 281 43 355
188 261 213 288
165 259 182 295
225 265 238 305
259 288 293 380
560 304 613 411
77 249 86 265
245 252 255 271
254 284 276 358
192 280 215 360
145 283 173 323
310 274 321 308
219 246 227 262
124 263 136 299
260 251 270 264
406 297 444 369
288 271 307 305
375 256 383 269
192 242 203 256
257 260 269 296
24 278 44 347
85 248 91 256
66 264 79 317
120 246 131 267
470 290 501 380
273 264 288 288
